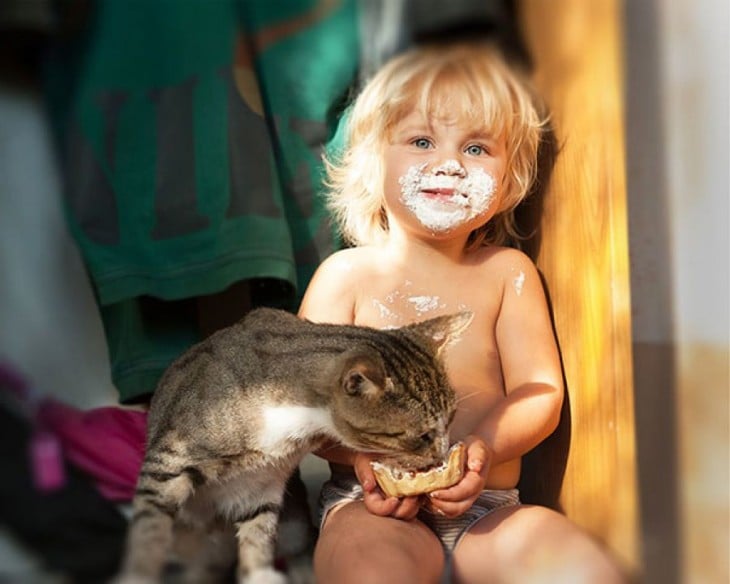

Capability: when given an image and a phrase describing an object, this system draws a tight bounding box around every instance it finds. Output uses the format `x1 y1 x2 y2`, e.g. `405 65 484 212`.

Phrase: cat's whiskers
454 390 482 409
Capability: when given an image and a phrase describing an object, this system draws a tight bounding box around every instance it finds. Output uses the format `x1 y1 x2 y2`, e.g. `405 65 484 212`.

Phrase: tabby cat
115 307 472 584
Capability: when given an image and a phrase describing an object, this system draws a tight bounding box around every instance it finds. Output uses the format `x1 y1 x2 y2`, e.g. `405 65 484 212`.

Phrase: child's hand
353 452 421 520
425 436 492 518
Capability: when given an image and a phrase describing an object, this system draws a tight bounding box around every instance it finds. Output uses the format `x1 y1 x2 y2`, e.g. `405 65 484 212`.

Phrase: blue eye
412 138 432 149
465 144 486 155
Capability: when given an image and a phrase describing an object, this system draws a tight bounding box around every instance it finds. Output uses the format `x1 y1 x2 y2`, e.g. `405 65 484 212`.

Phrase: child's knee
314 512 443 584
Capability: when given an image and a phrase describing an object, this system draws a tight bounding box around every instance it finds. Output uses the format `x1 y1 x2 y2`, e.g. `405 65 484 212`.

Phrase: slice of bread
371 442 466 498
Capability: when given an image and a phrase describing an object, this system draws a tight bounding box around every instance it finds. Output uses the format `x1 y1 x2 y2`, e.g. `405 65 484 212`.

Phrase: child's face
382 110 508 241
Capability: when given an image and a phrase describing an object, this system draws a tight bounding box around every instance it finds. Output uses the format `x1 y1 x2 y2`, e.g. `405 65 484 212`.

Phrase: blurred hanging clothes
42 0 361 403
41 0 522 404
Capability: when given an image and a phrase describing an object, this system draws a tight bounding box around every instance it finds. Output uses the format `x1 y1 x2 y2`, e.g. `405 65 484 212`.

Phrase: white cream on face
432 159 465 176
398 162 497 232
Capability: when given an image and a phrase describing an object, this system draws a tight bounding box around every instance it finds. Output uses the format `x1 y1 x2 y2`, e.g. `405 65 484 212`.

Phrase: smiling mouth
423 187 455 196
421 188 469 204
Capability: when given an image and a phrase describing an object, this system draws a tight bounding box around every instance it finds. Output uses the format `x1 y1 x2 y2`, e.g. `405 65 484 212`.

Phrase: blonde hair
325 42 547 248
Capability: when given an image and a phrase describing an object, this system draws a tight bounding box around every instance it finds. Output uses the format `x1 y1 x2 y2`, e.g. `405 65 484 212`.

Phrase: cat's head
328 311 473 469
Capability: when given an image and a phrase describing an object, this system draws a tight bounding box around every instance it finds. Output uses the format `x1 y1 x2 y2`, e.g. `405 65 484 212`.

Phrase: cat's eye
420 430 436 445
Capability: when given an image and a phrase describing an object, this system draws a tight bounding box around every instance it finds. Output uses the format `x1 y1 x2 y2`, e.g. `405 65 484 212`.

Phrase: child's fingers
363 488 420 519
464 437 491 476
391 496 420 520
363 489 399 516
427 497 472 519
428 469 483 502
354 454 378 492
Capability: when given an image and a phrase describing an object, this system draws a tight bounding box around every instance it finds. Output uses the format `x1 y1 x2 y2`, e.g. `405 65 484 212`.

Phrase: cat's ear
339 350 388 398
407 311 474 355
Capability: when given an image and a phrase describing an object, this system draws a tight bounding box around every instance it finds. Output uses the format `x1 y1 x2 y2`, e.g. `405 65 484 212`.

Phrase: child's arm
297 250 358 325
480 251 564 463
429 250 564 516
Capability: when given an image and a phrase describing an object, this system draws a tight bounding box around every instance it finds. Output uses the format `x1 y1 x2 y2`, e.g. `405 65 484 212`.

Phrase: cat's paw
241 567 289 584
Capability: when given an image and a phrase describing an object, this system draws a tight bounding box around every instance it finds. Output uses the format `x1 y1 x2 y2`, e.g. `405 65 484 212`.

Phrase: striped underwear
318 471 520 553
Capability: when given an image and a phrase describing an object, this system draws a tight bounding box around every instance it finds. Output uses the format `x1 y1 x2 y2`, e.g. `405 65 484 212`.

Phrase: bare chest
353 273 505 436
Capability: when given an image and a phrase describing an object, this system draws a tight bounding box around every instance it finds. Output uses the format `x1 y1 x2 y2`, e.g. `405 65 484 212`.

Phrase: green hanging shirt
44 0 359 401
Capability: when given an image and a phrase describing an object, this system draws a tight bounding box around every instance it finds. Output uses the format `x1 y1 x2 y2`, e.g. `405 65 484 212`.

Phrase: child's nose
431 159 466 177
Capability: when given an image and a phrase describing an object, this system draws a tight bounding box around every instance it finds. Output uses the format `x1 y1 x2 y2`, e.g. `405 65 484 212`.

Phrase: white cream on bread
371 442 466 497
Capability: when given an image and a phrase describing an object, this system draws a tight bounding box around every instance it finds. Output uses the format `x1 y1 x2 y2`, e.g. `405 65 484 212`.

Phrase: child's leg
452 505 629 584
314 501 445 584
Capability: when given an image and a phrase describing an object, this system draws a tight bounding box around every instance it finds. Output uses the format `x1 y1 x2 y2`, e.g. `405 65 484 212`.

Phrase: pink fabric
29 430 67 492
37 399 147 501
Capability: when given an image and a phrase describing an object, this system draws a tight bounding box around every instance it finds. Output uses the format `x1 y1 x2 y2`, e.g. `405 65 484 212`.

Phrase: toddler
299 42 626 584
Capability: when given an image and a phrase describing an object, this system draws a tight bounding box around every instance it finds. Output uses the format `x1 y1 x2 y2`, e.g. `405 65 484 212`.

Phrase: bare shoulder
298 247 377 323
471 245 540 280
465 246 547 313
310 247 377 289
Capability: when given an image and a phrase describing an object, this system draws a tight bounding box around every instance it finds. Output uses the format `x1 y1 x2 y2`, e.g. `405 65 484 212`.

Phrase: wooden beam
518 0 640 572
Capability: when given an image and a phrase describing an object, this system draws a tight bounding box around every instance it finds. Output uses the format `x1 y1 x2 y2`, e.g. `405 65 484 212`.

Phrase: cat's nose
437 435 449 458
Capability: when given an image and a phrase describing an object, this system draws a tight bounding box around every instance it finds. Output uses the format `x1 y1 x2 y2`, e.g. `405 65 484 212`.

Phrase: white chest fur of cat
114 307 471 584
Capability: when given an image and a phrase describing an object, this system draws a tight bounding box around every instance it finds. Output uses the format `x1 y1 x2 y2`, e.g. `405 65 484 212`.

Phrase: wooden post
518 0 640 572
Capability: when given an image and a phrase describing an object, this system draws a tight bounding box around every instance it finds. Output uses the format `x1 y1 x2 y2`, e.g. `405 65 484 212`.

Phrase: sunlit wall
625 1 729 583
